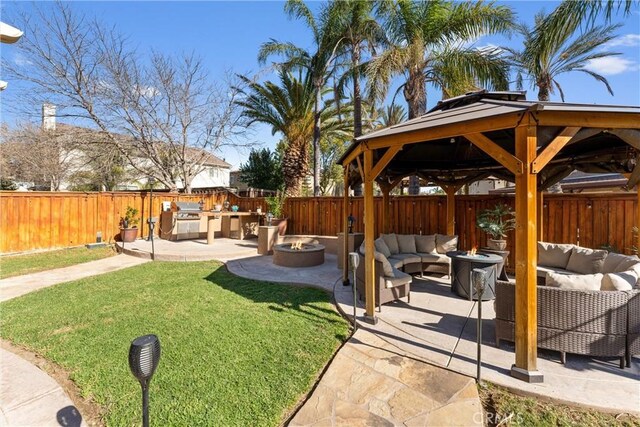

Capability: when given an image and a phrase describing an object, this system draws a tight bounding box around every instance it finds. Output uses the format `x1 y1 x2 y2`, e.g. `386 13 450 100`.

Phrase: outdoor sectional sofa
355 233 458 311
495 242 640 368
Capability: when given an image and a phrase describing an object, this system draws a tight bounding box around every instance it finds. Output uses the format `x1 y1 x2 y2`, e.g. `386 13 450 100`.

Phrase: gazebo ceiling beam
466 132 523 175
355 155 365 183
624 160 640 190
342 144 364 167
370 145 404 180
610 129 640 150
531 127 581 173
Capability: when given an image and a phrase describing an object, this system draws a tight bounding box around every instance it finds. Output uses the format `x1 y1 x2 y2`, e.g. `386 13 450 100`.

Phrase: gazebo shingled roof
338 90 640 383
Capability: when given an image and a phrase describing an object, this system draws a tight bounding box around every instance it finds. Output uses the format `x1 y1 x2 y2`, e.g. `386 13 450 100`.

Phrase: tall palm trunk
537 77 551 101
404 69 426 194
313 77 322 196
282 138 309 197
352 45 364 197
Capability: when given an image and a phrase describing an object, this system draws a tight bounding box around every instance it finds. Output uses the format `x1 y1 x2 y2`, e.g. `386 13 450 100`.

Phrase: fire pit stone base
272 243 325 268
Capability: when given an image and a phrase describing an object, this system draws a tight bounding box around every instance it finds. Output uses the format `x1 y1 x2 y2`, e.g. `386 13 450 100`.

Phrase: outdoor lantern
266 212 274 225
347 214 355 233
129 334 161 427
472 269 486 383
223 200 230 211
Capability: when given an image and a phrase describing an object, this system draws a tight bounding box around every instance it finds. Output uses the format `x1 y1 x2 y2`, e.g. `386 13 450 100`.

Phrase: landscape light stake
147 177 156 260
349 252 360 330
129 334 161 427
472 269 486 383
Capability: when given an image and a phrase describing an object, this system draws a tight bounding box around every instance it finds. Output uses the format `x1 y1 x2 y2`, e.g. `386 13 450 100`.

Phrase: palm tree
368 0 513 194
329 0 387 138
368 0 513 118
376 103 407 128
506 11 621 101
258 0 345 196
236 71 351 197
531 0 635 58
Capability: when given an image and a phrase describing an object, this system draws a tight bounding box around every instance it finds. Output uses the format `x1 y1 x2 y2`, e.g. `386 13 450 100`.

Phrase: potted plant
119 206 140 242
476 203 515 250
265 192 287 236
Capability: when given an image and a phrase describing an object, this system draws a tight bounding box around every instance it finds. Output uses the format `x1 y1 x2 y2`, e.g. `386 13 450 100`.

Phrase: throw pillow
545 271 602 291
415 234 437 254
601 271 637 291
381 233 400 255
397 234 417 253
601 252 632 273
436 234 458 254
566 247 607 274
538 242 574 269
614 256 640 275
375 237 391 258
374 251 394 276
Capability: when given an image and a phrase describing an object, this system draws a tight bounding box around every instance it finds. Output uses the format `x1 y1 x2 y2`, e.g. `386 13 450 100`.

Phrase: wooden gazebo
338 91 640 382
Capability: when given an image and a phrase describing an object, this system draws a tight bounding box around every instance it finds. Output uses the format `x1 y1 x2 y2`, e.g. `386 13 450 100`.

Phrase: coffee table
446 251 503 301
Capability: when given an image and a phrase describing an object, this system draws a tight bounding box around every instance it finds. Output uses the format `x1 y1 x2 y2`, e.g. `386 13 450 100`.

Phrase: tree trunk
404 68 426 194
313 77 322 197
282 138 309 197
352 46 364 197
537 76 551 101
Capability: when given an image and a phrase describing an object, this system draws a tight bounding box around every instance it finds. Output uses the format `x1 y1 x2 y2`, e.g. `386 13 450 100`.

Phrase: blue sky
2 1 639 169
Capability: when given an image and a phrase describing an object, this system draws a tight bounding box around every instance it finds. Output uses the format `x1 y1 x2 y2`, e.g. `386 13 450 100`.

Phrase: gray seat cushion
536 265 574 279
384 267 412 289
387 257 404 269
417 253 450 264
388 253 422 267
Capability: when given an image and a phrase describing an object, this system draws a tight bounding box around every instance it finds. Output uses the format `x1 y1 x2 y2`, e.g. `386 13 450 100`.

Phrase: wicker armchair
628 290 640 367
494 280 630 368
355 254 411 311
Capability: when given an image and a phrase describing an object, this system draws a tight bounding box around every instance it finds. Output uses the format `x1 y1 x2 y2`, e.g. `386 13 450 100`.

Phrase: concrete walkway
0 254 149 302
1 348 86 426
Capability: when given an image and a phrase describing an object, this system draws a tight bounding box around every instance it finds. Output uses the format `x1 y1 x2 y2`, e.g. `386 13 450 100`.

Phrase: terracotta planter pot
120 227 139 242
270 218 288 236
487 239 507 251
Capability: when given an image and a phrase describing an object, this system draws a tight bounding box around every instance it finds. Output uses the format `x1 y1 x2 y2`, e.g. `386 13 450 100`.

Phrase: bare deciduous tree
3 2 249 193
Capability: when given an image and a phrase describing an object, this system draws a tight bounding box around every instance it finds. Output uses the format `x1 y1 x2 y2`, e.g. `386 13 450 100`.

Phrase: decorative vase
270 218 288 236
487 239 507 251
120 227 139 242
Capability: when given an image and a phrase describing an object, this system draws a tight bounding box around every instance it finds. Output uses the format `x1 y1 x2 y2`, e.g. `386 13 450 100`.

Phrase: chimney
42 103 56 131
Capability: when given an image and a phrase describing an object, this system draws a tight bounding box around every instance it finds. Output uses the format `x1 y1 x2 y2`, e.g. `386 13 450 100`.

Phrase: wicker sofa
355 233 458 310
497 243 640 367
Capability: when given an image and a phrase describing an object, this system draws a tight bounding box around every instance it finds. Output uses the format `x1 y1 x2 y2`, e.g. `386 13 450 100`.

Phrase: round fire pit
272 243 325 268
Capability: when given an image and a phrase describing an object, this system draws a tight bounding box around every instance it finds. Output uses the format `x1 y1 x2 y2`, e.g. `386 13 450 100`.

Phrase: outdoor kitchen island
200 211 262 243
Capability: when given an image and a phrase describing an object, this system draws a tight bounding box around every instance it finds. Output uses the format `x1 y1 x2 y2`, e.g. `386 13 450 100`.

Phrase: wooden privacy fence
1 192 637 263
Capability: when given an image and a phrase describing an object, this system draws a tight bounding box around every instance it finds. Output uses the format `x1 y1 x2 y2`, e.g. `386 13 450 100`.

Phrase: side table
446 251 503 301
478 248 510 280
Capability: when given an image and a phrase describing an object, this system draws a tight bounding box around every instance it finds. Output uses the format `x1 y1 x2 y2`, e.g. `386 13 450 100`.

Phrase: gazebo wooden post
363 149 377 323
512 124 543 383
537 190 544 241
342 166 350 286
443 185 458 236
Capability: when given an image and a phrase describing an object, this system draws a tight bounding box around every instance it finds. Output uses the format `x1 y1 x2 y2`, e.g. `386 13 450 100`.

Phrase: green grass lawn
0 246 116 279
0 261 349 426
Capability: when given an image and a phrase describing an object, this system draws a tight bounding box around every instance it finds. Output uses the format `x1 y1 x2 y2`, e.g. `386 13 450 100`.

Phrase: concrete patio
115 237 639 415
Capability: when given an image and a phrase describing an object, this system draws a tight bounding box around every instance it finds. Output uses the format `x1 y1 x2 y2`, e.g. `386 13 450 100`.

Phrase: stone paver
0 253 149 302
289 328 481 427
335 275 640 415
0 348 86 426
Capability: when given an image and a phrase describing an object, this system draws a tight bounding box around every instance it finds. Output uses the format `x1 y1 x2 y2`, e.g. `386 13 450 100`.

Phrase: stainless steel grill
161 201 203 240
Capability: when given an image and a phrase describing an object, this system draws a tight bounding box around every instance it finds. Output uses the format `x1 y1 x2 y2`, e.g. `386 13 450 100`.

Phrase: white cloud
585 57 640 75
13 53 32 67
604 34 640 48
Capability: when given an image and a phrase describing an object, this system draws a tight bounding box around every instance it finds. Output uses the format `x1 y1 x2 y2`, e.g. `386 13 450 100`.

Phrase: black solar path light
129 334 161 427
349 252 360 330
472 269 486 383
